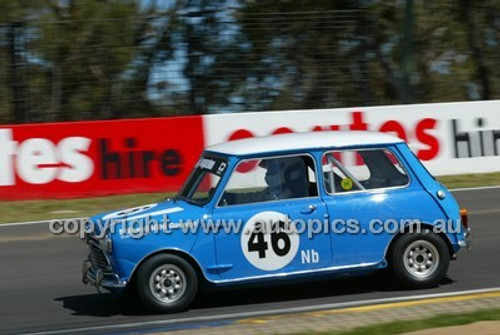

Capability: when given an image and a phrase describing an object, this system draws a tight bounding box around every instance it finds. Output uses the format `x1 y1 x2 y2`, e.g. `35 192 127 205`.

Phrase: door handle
301 204 317 214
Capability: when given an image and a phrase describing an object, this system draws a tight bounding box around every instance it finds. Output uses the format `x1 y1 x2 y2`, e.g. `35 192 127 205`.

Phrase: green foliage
32 1 138 120
0 1 499 122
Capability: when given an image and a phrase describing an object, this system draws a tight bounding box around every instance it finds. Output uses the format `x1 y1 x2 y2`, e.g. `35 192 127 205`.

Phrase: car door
321 147 428 267
211 154 331 281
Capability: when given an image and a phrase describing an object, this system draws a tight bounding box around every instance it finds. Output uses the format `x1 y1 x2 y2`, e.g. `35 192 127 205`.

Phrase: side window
219 155 317 206
323 149 409 193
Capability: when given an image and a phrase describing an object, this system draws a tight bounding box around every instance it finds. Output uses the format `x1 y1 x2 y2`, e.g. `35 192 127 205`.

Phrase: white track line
450 185 500 192
21 287 500 335
0 217 85 227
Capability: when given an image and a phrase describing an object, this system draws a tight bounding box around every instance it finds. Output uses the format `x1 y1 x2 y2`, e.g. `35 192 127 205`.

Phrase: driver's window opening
323 149 409 194
220 155 318 206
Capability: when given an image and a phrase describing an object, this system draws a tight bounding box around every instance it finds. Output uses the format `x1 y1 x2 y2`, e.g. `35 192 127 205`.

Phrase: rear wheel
136 254 198 313
390 232 449 289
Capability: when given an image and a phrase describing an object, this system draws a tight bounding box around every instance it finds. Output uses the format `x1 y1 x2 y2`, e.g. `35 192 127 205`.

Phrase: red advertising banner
2 100 500 200
0 116 204 200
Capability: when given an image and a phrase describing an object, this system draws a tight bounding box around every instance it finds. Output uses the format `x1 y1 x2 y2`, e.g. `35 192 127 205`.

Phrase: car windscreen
177 155 227 205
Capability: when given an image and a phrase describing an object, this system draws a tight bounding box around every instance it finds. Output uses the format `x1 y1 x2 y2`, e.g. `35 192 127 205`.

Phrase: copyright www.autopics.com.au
48 216 467 239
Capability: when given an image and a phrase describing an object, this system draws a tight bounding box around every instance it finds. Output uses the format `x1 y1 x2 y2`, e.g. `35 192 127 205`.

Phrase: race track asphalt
0 187 498 335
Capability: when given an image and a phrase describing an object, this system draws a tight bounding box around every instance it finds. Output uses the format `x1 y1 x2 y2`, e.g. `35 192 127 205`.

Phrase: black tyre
390 231 450 289
136 254 198 313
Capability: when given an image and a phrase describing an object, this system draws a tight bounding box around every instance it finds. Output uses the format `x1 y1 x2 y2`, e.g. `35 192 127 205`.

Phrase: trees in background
0 0 498 123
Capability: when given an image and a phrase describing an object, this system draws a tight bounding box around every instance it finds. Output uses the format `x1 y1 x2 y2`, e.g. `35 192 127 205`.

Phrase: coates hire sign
1 100 500 200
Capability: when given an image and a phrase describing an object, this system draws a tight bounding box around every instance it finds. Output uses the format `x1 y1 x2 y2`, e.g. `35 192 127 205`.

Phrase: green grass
0 192 174 223
297 308 500 335
0 171 499 223
437 171 500 189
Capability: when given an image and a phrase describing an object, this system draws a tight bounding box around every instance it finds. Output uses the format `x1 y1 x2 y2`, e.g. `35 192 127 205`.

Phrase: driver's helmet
259 157 307 198
259 159 284 197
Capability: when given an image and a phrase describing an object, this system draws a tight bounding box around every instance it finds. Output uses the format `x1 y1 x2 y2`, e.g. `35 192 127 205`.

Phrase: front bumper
82 258 127 292
82 233 127 292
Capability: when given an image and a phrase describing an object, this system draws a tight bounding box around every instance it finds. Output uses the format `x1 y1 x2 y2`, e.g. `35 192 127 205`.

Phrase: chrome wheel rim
149 264 186 303
403 240 439 279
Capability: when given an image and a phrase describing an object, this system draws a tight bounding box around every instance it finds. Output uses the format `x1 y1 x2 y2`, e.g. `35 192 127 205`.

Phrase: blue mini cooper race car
82 131 471 312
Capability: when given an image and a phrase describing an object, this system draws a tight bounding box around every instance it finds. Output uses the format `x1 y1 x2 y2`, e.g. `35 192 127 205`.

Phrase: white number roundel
241 211 299 271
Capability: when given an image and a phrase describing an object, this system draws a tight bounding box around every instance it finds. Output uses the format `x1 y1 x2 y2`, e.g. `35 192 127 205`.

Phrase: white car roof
206 131 404 156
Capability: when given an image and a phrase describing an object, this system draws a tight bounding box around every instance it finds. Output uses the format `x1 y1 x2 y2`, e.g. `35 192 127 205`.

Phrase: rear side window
322 149 409 194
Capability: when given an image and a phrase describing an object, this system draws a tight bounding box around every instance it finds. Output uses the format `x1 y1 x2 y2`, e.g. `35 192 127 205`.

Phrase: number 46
248 221 291 258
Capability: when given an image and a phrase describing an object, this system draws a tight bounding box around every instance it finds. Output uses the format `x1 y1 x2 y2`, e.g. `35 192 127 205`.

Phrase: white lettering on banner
58 137 93 182
0 128 93 186
0 129 17 186
17 138 59 184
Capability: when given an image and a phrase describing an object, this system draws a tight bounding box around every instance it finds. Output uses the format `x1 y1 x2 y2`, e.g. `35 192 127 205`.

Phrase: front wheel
390 232 450 289
136 254 198 313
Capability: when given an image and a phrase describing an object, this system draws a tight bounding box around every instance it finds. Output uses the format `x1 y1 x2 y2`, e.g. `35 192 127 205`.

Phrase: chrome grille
88 240 109 271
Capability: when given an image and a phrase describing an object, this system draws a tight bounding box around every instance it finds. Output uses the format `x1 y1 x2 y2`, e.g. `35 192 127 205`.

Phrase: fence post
7 21 28 123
